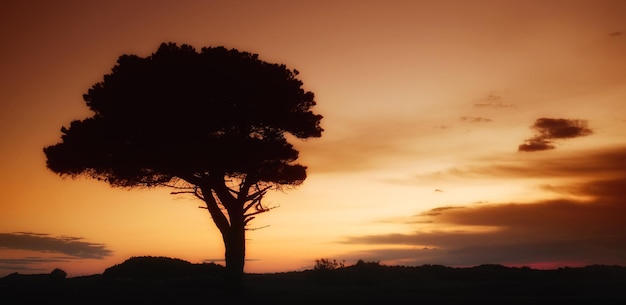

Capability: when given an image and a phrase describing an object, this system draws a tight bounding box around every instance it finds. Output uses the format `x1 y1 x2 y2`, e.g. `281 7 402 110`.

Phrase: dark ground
1 257 625 304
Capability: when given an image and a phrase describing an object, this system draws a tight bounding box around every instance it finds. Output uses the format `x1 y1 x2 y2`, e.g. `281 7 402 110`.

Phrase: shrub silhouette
313 258 345 271
50 268 67 280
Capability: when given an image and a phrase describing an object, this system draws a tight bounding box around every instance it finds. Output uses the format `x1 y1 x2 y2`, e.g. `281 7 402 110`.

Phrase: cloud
0 257 78 273
0 232 113 259
518 118 593 152
530 118 593 139
343 189 626 267
340 146 626 268
473 93 514 108
517 138 555 151
0 232 113 274
387 146 626 188
474 146 626 179
419 206 460 217
460 116 492 123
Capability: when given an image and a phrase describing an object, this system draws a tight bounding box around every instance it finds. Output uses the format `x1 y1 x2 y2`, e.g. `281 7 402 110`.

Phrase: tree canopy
45 43 323 189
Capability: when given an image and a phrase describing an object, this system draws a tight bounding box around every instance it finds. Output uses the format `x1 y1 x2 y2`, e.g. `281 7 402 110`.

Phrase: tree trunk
199 181 247 293
223 217 246 293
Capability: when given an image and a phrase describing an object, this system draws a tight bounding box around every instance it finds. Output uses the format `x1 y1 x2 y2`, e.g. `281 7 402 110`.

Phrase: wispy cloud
0 232 113 274
340 146 626 268
0 232 113 259
518 118 593 152
473 93 514 108
0 256 80 273
460 116 492 123
384 146 626 188
458 147 624 179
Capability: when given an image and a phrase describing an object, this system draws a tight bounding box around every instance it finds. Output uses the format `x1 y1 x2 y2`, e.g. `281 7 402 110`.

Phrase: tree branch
243 195 263 213
200 184 231 233
246 185 271 202
236 176 255 204
244 204 279 222
246 224 270 231
170 190 195 195
209 174 237 209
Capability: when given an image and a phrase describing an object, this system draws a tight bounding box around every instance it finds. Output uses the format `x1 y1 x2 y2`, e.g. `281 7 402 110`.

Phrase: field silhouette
1 256 625 304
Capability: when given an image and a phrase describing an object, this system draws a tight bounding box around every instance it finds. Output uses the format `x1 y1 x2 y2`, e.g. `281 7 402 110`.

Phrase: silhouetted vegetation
102 256 224 280
50 268 67 280
313 258 346 271
2 257 625 304
43 42 323 290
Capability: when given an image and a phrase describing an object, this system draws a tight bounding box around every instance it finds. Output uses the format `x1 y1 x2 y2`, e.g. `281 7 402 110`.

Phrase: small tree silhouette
43 42 323 290
50 268 67 280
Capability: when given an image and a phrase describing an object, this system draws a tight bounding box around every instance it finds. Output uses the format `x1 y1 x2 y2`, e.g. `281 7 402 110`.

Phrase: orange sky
1 0 626 277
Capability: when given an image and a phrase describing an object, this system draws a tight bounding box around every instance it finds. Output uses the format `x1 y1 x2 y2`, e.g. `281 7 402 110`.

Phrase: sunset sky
1 0 626 277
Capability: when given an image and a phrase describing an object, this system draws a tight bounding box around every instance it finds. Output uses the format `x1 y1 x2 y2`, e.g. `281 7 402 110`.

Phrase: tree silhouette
43 42 323 290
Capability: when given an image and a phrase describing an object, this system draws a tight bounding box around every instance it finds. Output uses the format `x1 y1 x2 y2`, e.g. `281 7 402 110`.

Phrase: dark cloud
0 257 74 265
0 232 113 275
340 147 626 268
531 118 593 139
0 232 113 259
518 139 555 152
401 146 626 188
609 31 622 36
460 116 492 123
0 257 76 273
518 118 593 152
484 146 625 178
343 188 626 267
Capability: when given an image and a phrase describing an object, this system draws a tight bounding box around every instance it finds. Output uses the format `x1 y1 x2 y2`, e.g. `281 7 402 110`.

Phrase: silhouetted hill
102 256 224 279
2 258 625 304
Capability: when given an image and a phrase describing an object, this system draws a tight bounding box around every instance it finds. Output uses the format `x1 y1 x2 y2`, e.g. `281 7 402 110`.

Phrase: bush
313 258 345 271
355 259 380 267
50 268 67 280
102 256 224 279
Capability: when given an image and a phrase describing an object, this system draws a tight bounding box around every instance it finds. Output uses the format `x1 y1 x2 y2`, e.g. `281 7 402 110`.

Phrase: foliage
44 42 323 189
49 268 67 280
313 258 345 271
354 259 380 267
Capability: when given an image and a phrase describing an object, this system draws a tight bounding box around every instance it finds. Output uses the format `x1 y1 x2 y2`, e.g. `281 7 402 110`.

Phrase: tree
43 42 323 289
